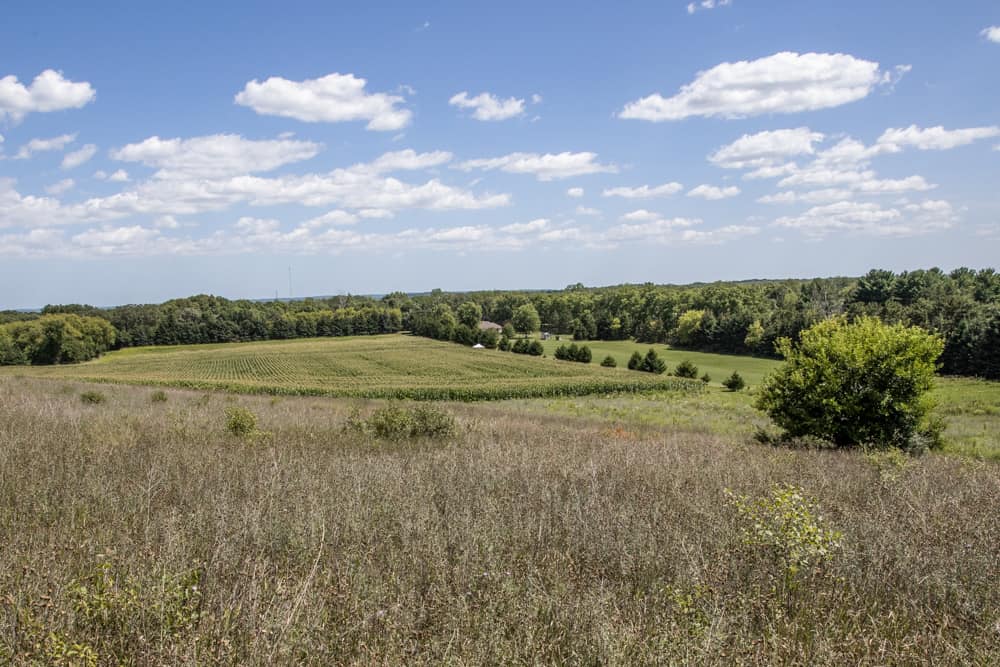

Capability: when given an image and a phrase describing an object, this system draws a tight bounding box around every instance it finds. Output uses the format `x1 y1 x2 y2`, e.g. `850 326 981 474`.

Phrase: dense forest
2 267 998 379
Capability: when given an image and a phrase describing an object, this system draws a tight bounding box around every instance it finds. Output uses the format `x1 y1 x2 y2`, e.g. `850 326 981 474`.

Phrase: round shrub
755 316 943 450
224 406 258 439
601 355 617 368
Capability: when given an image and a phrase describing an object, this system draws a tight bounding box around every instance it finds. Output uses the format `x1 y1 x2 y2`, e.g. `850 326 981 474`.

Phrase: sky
1 1 998 308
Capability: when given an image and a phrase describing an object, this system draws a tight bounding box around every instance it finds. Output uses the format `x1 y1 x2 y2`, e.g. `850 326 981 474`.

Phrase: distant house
478 320 503 332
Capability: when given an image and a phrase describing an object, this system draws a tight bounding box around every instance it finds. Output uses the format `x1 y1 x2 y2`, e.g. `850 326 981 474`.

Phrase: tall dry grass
0 376 997 665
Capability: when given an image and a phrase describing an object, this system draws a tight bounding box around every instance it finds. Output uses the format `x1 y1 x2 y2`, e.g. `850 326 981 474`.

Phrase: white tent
472 343 485 349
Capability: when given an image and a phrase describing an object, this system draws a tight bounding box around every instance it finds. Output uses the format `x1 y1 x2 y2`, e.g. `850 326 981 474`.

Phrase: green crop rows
2 334 705 400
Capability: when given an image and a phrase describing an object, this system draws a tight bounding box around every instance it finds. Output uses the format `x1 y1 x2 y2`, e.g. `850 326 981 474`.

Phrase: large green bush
755 316 943 450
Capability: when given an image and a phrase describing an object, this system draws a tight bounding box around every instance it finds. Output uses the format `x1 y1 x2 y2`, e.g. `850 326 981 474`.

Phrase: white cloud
501 218 550 234
366 148 452 173
982 26 1000 43
687 184 740 199
875 124 1000 151
602 182 683 198
301 210 359 229
153 215 180 229
457 151 616 180
777 167 935 194
15 133 77 159
620 209 661 222
744 162 798 180
61 144 97 170
619 52 901 121
0 149 511 229
94 168 130 182
110 134 321 179
531 93 543 104
687 0 732 14
575 205 601 216
709 128 824 169
605 215 757 245
449 91 525 121
567 187 584 198
757 188 852 205
234 72 412 131
45 178 75 195
0 69 96 122
773 199 955 237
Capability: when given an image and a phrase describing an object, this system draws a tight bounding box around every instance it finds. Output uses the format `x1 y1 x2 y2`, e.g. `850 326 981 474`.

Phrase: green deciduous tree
456 302 483 329
512 304 541 337
756 316 943 450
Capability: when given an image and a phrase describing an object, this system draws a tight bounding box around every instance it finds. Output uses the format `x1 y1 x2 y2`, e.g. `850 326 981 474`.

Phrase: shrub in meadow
722 371 746 391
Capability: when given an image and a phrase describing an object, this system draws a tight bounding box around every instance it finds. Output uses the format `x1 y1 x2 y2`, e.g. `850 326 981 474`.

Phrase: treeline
2 267 998 377
0 314 116 365
402 267 1000 379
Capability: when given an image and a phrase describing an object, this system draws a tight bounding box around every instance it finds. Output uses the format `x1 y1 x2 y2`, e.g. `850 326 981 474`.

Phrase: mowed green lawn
540 338 780 386
0 334 701 400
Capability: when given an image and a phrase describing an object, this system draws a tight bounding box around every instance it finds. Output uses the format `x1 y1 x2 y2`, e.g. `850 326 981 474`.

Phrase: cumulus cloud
688 184 740 199
709 128 824 169
772 199 955 237
575 205 601 216
777 167 935 194
449 91 525 121
619 52 902 121
61 144 97 170
234 72 412 131
566 187 584 197
93 169 131 182
0 147 510 230
457 151 616 180
620 209 661 222
500 218 550 234
601 182 683 198
605 216 757 245
365 148 452 173
110 134 321 179
875 124 1000 151
982 26 1000 43
687 0 731 14
15 133 77 159
0 70 96 122
45 179 75 195
757 188 852 205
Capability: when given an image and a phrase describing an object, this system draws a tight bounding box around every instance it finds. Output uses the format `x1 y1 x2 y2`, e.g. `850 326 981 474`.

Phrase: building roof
478 320 503 331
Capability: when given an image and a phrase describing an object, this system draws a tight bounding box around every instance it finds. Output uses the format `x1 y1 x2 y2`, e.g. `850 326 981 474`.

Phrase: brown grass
1 376 998 665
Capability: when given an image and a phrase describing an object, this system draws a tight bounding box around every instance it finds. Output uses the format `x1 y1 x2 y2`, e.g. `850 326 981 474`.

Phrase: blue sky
1 1 998 308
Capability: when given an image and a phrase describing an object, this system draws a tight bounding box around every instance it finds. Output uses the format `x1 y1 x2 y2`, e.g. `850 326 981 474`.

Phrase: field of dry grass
2 376 998 664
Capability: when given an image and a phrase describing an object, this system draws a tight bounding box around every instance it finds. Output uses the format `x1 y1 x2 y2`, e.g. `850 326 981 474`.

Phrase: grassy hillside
0 334 703 400
1 376 997 664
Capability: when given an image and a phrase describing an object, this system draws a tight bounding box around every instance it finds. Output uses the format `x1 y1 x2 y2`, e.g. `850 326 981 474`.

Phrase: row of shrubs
554 342 592 363
499 337 544 355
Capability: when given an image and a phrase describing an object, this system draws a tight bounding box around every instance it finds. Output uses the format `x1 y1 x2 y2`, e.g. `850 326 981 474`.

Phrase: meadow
1 375 998 664
2 334 999 663
4 333 999 458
